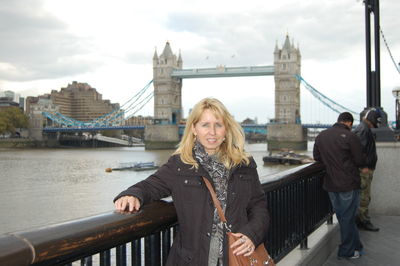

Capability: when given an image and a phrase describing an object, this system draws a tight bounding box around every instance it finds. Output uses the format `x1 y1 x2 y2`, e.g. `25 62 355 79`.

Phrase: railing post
162 228 171 266
116 244 127 266
301 176 309 250
100 250 111 266
81 256 92 266
145 232 161 266
327 214 333 225
131 238 141 266
300 238 308 250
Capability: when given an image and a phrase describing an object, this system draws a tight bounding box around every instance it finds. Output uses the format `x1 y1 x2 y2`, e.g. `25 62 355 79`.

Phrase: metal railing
0 162 332 265
262 162 332 262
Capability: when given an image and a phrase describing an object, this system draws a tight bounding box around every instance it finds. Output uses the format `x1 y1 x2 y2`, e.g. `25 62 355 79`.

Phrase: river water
0 143 307 235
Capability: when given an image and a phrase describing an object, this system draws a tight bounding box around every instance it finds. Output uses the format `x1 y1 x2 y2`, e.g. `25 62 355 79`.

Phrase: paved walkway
323 215 400 266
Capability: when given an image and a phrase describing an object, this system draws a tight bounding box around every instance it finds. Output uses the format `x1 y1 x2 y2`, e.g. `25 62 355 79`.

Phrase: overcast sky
0 0 399 123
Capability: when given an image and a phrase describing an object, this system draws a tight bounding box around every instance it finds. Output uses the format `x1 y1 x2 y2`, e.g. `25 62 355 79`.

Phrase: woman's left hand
230 232 255 256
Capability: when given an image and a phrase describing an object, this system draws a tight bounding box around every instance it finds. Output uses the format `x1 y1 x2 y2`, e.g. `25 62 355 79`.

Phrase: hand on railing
114 196 141 212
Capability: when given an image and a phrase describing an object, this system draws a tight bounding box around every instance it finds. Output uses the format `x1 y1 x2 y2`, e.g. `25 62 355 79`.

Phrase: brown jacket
114 154 269 265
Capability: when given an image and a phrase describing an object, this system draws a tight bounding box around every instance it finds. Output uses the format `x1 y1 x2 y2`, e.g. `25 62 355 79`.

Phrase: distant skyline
0 0 399 123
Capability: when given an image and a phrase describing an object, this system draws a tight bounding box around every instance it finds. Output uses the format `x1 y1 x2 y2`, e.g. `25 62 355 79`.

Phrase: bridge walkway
323 215 400 265
93 135 144 147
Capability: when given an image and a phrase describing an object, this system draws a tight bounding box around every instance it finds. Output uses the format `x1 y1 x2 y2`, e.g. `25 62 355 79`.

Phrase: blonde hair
173 98 250 169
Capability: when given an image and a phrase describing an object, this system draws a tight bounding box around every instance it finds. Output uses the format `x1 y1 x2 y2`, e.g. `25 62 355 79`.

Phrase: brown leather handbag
202 177 275 266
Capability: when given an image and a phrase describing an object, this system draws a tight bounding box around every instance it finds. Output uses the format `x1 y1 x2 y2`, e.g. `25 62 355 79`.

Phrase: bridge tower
152 42 183 124
145 42 182 149
267 35 307 150
274 35 301 124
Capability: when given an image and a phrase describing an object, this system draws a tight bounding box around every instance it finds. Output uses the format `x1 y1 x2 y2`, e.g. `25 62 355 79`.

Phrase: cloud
0 0 99 81
124 51 155 65
1 0 398 122
163 4 366 69
164 0 400 69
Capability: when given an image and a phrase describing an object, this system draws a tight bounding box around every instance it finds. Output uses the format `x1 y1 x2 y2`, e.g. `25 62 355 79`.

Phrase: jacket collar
333 122 351 131
172 154 256 177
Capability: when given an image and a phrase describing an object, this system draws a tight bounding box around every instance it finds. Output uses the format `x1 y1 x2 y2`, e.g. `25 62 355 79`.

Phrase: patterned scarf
193 141 229 260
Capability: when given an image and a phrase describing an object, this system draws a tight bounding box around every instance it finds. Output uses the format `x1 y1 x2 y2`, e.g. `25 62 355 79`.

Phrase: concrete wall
144 124 179 150
370 142 400 216
28 112 44 140
267 124 307 150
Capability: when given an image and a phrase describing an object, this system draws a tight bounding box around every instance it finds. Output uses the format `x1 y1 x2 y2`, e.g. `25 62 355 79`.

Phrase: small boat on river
105 162 159 172
263 150 314 165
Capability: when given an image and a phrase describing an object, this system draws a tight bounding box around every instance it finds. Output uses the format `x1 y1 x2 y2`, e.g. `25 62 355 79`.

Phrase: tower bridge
147 35 304 150
40 35 358 149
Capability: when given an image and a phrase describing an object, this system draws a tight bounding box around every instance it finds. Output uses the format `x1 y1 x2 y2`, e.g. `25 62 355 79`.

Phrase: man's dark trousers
328 190 363 258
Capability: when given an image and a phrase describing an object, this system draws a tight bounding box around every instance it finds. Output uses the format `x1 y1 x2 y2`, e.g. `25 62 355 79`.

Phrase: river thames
0 143 311 235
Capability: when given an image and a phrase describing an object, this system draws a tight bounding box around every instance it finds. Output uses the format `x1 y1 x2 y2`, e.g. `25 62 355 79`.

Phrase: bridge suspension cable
93 80 154 125
380 26 400 75
120 80 153 110
125 92 154 119
82 79 154 126
296 75 359 120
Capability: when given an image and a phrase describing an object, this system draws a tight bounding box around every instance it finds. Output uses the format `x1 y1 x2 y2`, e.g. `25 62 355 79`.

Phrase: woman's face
191 109 226 155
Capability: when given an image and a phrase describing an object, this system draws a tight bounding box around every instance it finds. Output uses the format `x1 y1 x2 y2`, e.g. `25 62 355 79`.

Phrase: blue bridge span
43 123 332 135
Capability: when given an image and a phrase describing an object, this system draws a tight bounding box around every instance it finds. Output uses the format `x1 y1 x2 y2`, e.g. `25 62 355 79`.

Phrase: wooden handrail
0 201 176 265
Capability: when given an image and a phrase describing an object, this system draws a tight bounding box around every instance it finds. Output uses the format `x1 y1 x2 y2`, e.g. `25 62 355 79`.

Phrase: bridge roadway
43 125 145 133
43 123 332 133
171 65 275 78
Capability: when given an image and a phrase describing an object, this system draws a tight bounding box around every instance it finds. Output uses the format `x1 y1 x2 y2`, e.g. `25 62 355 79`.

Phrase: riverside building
27 81 119 122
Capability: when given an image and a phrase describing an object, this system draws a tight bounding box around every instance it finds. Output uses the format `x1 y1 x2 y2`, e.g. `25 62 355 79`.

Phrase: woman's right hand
114 196 141 212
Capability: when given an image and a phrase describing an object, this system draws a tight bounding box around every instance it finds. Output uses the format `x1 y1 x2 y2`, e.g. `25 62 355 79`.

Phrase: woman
114 98 269 265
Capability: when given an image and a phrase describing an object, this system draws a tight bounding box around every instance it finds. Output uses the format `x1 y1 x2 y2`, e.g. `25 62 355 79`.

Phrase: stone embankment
0 138 59 148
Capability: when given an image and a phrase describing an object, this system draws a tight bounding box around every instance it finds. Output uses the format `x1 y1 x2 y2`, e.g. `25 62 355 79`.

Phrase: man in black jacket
314 112 364 260
353 109 381 231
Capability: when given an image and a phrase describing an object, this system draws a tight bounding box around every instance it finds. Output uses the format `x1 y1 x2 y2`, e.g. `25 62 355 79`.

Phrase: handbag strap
202 177 227 224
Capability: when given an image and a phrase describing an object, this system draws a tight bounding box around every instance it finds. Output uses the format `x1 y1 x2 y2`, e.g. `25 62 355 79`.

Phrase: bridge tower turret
268 35 307 150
